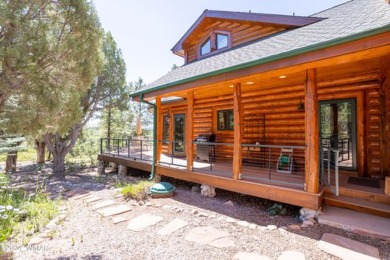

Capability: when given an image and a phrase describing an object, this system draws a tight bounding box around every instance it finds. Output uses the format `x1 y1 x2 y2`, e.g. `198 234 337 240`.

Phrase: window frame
162 115 170 144
217 109 234 131
198 30 231 58
200 37 211 56
216 33 229 50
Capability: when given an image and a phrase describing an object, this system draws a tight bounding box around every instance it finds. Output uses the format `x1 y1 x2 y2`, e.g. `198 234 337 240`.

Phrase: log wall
160 71 387 177
184 20 285 63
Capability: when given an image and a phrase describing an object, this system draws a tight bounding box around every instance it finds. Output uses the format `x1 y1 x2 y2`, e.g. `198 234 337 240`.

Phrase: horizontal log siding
366 89 382 177
185 22 284 63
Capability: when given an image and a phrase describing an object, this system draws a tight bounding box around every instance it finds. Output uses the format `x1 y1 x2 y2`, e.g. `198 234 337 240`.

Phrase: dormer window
216 34 228 50
199 31 230 57
200 38 211 56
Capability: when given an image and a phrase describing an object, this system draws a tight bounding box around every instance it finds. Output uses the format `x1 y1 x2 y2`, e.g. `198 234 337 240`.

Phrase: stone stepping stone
92 200 117 210
233 252 271 260
185 226 234 248
112 216 128 224
97 205 132 217
318 233 380 260
277 251 305 260
127 214 164 232
71 192 91 200
85 196 102 204
158 218 188 235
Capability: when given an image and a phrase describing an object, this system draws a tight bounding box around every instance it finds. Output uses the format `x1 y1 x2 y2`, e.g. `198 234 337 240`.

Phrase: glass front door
174 113 185 154
320 99 356 170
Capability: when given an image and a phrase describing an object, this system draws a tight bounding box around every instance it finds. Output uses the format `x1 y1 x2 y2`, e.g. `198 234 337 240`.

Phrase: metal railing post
268 148 272 180
117 138 120 155
327 143 331 184
127 139 130 157
334 150 339 196
100 138 103 154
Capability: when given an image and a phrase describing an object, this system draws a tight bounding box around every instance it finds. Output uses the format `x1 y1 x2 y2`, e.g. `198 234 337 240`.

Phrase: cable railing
320 142 340 196
100 137 153 162
190 141 305 189
158 140 187 167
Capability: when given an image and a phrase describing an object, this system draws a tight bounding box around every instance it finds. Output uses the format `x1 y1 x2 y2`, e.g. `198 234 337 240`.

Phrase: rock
299 207 319 222
301 220 315 228
249 224 257 229
127 214 164 232
191 186 200 192
257 226 267 231
267 225 277 231
97 205 131 217
226 217 237 223
92 200 117 210
224 200 234 207
318 233 380 260
29 237 45 246
200 184 216 198
289 224 301 231
118 165 127 177
158 218 188 236
138 201 145 206
162 205 171 210
237 221 250 227
192 209 199 215
278 251 305 260
145 202 152 207
176 208 184 213
152 203 161 208
185 226 234 248
198 212 208 217
208 215 216 219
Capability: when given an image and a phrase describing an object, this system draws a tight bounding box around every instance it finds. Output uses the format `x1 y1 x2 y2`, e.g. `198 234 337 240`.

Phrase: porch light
279 75 287 79
229 84 234 88
246 81 254 85
297 99 305 112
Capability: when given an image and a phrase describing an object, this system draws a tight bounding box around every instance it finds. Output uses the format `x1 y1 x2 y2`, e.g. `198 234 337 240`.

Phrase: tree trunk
53 152 66 174
5 151 17 172
107 104 112 140
36 140 46 164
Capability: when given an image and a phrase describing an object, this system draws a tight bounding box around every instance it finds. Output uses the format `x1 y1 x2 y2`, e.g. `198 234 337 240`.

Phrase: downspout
139 94 157 181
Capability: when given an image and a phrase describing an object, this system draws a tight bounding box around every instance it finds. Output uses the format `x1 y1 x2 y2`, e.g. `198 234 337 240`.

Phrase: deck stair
324 187 390 218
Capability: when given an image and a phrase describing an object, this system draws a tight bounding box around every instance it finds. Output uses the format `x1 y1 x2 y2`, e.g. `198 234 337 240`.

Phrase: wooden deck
98 153 322 209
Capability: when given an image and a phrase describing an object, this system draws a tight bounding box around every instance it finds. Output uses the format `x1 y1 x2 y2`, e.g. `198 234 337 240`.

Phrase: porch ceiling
161 54 387 100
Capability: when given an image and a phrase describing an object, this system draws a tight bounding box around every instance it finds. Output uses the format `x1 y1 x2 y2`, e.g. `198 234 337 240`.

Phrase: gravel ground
3 165 390 259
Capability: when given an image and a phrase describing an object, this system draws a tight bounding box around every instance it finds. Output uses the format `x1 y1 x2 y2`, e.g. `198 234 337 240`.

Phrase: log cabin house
99 0 390 216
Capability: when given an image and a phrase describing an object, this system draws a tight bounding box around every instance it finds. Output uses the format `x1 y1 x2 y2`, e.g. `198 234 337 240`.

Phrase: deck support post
156 97 162 163
233 83 243 180
305 69 320 193
186 91 194 171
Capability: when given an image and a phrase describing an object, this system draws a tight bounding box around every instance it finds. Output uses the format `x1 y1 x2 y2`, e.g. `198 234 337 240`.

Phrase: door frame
172 112 186 155
319 98 357 171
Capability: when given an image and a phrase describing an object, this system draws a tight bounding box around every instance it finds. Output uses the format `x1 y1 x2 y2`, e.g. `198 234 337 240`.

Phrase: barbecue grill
194 134 216 162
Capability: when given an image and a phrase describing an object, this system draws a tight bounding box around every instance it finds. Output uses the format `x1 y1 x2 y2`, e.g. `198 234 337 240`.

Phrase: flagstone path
7 180 387 260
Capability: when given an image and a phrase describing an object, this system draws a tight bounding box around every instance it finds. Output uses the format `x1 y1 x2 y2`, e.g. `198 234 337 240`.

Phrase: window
199 31 230 57
217 109 234 130
163 115 169 144
216 34 228 50
200 38 211 56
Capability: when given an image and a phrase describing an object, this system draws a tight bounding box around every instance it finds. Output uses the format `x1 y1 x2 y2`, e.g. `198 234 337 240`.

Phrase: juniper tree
1 0 103 174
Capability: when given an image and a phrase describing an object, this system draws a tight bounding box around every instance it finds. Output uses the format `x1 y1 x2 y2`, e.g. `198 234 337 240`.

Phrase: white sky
93 0 348 85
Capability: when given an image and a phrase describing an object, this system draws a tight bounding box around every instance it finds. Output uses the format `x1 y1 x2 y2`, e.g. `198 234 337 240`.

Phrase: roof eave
130 24 390 98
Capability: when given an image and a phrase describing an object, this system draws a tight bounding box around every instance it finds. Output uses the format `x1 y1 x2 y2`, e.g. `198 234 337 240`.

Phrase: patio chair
276 148 294 174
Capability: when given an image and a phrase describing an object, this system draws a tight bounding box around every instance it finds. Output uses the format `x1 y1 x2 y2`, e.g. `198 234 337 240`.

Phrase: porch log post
233 83 243 180
304 69 320 193
156 97 162 162
186 91 194 171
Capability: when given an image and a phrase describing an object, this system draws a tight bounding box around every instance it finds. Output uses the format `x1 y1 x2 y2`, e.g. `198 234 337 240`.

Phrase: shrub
120 181 153 201
0 172 60 250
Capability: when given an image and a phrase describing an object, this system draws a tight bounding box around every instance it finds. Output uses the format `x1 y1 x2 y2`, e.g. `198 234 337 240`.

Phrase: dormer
172 10 323 64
